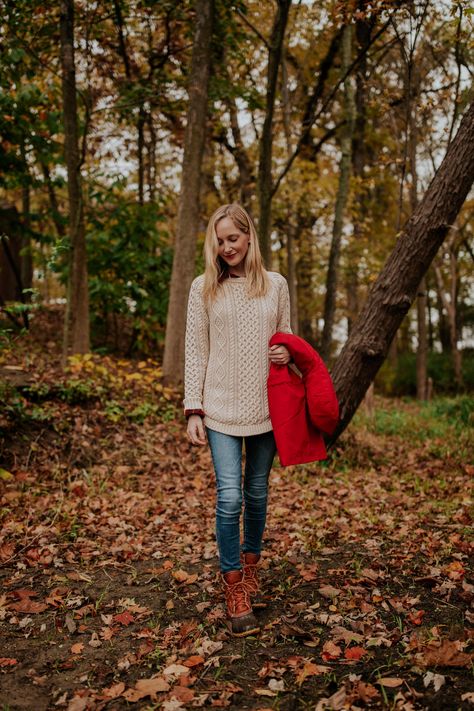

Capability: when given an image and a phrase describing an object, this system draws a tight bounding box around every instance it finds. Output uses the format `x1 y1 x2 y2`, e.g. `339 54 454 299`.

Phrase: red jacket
267 333 339 466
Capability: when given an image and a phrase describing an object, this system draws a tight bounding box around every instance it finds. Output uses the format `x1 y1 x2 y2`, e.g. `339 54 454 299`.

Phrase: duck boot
222 570 260 637
242 552 267 609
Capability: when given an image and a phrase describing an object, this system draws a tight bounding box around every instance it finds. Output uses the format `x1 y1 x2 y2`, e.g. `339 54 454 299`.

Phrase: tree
330 99 474 441
162 0 214 386
257 0 292 264
321 22 355 360
60 0 90 356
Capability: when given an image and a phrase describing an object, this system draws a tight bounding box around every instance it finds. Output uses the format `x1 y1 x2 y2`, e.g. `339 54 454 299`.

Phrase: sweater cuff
185 409 205 420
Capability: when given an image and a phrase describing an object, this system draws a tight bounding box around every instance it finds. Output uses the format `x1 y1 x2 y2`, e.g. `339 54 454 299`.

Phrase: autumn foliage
0 315 473 710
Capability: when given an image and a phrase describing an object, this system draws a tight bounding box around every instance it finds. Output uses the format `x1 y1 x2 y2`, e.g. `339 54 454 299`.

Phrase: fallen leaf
122 677 169 702
170 686 195 702
255 689 277 697
315 686 346 710
322 640 342 660
102 682 126 698
356 681 380 703
183 655 205 667
417 639 473 668
344 646 367 660
70 643 84 654
407 609 425 625
163 663 190 678
318 585 341 599
67 696 88 711
8 600 47 614
423 671 445 692
0 658 18 667
162 700 185 711
295 661 329 685
113 610 134 626
377 677 404 687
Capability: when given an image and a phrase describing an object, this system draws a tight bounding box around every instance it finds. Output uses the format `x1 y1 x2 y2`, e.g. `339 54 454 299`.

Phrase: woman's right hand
187 415 207 446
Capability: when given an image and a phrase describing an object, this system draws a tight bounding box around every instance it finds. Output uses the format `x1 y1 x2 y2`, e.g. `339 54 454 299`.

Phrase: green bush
376 350 474 395
85 189 172 355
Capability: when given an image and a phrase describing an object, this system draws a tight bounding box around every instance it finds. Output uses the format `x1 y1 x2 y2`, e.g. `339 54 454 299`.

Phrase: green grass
354 396 473 444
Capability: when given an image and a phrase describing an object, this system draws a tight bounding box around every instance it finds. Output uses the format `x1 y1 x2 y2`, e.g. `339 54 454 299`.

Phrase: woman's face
215 216 250 274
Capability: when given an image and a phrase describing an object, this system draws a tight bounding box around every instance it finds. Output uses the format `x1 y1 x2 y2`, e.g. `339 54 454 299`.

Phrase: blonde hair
202 204 269 303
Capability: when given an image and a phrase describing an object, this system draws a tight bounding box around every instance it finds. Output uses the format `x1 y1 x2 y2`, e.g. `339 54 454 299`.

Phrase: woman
184 203 291 636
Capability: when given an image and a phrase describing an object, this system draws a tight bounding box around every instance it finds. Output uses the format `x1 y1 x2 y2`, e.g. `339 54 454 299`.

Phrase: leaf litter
0 318 473 710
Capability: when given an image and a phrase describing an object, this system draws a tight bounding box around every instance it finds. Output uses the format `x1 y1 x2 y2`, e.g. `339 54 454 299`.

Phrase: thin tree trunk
162 0 214 386
345 14 370 336
286 224 298 334
225 92 255 212
321 23 355 360
433 248 463 389
42 164 66 237
257 0 292 265
137 107 145 206
329 100 474 443
408 66 428 400
60 0 90 357
20 138 33 299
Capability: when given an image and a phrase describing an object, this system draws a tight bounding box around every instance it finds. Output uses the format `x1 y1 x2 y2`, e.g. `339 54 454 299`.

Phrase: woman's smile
216 216 250 274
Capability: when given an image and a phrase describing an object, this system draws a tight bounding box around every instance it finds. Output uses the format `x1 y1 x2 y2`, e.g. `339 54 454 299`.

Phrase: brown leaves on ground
416 639 474 668
0 328 473 709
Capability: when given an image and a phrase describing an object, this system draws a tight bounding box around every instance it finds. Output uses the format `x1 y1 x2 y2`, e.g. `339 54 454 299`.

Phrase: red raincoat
267 332 339 466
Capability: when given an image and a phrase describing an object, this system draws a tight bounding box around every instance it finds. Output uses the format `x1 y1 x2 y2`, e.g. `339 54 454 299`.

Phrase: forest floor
0 309 473 711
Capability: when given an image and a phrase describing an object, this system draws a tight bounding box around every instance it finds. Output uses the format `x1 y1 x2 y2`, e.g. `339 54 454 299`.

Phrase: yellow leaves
0 468 13 480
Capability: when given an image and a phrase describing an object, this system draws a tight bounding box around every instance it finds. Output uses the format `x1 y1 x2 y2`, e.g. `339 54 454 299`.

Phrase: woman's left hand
268 344 291 365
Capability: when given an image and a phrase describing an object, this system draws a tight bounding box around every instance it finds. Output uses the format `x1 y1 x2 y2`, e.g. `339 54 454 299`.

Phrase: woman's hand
187 414 207 446
268 344 291 365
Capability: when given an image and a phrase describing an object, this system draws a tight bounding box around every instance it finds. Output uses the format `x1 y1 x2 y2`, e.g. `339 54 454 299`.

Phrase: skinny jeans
206 427 276 573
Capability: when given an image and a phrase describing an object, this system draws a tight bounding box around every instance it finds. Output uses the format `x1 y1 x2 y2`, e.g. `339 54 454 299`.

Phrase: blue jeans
206 428 276 573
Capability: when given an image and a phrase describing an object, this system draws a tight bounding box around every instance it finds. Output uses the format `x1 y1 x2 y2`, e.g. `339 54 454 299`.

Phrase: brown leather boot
222 570 260 637
242 552 267 608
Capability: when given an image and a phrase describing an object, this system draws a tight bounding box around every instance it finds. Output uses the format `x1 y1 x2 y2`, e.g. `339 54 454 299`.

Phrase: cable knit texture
184 272 292 436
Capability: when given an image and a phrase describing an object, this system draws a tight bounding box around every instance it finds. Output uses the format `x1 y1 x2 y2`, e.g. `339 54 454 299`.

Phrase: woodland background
0 0 473 402
0 1 473 710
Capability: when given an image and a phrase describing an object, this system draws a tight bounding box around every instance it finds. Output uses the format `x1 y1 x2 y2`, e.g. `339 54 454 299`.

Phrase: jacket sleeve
183 277 209 414
277 276 292 334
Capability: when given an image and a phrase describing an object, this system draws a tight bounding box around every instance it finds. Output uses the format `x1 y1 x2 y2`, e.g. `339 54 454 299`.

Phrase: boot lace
224 579 252 617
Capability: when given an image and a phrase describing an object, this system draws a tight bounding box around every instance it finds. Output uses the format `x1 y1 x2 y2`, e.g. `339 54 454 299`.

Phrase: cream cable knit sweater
184 271 292 436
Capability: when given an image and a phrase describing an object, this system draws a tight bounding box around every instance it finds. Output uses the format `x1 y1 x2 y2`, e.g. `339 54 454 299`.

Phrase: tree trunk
434 249 463 389
345 14 370 336
162 0 214 386
20 138 33 299
226 92 255 212
60 0 90 357
286 224 298 334
407 65 428 400
321 23 355 360
257 0 292 265
329 99 474 442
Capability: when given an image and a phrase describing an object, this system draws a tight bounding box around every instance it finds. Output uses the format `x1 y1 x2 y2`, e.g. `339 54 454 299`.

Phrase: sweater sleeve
183 277 209 413
277 276 292 334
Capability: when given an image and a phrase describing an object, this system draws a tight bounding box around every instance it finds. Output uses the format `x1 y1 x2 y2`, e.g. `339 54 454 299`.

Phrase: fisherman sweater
183 271 292 436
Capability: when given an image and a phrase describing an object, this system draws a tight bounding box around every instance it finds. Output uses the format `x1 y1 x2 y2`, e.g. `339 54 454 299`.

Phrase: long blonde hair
202 204 269 303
